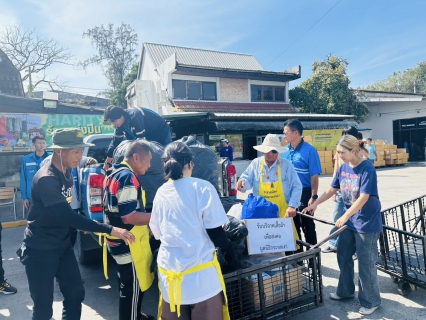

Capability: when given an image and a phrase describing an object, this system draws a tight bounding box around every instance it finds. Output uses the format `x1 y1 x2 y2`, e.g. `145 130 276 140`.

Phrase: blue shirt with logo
331 160 382 233
282 140 322 189
220 145 233 162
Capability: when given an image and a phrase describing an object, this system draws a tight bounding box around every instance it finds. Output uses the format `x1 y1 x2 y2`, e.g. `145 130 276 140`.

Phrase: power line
268 0 343 67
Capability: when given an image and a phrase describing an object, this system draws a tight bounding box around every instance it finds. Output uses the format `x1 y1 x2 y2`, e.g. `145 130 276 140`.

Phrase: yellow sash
157 252 230 320
259 158 299 243
98 161 153 291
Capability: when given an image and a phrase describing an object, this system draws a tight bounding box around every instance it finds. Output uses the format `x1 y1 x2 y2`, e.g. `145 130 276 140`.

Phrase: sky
1 0 425 97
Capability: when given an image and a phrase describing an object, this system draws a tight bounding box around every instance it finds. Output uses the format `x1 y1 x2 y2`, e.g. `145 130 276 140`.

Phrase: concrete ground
1 163 426 319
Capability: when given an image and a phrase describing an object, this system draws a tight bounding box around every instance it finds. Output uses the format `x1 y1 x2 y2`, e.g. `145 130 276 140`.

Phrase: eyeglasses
282 130 294 136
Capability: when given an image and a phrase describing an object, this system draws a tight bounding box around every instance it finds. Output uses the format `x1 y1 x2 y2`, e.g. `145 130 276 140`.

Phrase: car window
87 138 111 164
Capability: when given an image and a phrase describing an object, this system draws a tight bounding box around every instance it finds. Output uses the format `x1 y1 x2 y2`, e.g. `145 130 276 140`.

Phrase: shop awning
206 120 359 132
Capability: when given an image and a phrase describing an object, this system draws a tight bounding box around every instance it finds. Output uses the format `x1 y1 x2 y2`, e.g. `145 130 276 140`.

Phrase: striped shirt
282 140 322 189
104 163 145 264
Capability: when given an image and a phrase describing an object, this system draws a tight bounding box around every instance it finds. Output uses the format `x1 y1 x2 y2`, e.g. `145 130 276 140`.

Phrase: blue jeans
328 192 344 247
336 228 381 308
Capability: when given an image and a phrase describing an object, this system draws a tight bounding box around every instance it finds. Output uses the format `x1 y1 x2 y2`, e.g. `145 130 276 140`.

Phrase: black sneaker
0 280 17 295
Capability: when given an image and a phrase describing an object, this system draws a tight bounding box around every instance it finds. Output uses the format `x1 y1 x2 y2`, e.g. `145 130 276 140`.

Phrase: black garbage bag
218 215 249 273
176 136 219 192
112 139 166 210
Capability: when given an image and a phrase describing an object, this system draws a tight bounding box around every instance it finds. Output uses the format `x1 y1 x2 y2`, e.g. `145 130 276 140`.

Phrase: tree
363 61 426 94
81 23 139 98
289 55 369 123
111 63 139 108
0 25 73 95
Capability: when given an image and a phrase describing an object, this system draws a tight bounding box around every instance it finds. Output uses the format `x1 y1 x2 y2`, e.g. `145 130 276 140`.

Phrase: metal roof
0 93 104 114
211 113 354 119
144 42 264 71
0 49 24 96
172 100 295 113
208 120 358 132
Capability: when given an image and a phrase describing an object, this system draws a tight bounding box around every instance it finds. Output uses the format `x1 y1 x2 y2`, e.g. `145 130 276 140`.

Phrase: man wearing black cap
21 128 135 320
103 105 172 170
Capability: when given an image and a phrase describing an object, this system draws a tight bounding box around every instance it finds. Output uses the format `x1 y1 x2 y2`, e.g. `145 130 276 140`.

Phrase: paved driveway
1 163 426 319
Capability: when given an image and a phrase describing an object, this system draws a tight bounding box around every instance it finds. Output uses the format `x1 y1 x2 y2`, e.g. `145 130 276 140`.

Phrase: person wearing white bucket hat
237 134 302 222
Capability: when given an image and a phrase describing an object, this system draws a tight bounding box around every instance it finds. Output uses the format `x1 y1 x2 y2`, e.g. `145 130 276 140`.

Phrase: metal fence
377 195 426 295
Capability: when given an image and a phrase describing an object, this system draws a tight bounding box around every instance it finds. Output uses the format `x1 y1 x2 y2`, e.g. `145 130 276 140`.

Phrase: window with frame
172 80 217 100
250 85 286 102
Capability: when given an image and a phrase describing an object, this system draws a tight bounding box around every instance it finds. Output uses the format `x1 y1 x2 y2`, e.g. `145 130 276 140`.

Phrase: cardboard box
323 161 333 168
319 156 325 163
374 161 381 167
376 155 384 161
396 148 406 153
402 158 408 164
375 145 385 151
378 151 385 156
385 154 397 160
244 266 303 310
324 150 332 157
395 159 403 164
402 153 409 159
385 159 395 165
374 140 385 145
325 167 334 174
317 150 325 157
324 155 333 163
396 154 404 160
380 160 386 166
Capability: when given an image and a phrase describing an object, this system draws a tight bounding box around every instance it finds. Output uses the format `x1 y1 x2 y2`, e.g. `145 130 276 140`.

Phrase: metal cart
224 213 346 319
377 194 426 296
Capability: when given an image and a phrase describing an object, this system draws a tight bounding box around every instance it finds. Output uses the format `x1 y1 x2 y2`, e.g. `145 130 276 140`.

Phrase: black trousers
294 188 318 252
0 222 4 283
116 262 144 320
24 244 85 320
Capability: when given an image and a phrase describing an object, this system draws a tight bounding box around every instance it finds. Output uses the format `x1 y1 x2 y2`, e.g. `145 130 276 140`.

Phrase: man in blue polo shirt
282 119 322 252
20 136 49 210
220 138 233 163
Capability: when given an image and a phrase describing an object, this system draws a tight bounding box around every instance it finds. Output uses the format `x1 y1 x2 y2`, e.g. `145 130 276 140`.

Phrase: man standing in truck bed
103 105 172 170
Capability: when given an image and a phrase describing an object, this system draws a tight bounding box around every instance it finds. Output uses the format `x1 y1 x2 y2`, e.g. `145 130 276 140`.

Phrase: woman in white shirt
150 142 236 320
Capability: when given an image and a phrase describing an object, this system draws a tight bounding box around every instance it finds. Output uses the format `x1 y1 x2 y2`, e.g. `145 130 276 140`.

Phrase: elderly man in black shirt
21 128 135 320
103 105 172 170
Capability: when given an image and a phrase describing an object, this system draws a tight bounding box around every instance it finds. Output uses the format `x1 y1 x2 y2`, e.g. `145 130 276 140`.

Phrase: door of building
393 117 426 161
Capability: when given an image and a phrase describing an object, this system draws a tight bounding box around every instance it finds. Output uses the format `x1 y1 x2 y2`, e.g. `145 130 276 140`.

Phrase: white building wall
362 100 426 143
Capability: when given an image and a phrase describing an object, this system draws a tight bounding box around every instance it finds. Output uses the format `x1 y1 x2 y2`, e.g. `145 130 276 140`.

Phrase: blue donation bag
242 193 279 219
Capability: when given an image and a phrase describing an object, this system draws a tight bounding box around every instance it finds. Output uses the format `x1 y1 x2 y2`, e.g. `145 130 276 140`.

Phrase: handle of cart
295 211 348 249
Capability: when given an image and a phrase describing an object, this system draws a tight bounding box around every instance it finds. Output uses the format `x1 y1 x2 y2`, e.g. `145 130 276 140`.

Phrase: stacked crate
373 140 386 167
317 149 334 174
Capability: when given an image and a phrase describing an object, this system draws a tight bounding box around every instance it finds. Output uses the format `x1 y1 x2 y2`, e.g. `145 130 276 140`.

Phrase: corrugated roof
173 100 295 113
212 113 354 119
144 42 264 71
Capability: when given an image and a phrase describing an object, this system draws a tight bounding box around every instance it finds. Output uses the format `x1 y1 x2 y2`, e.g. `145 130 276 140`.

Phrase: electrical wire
268 0 343 67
